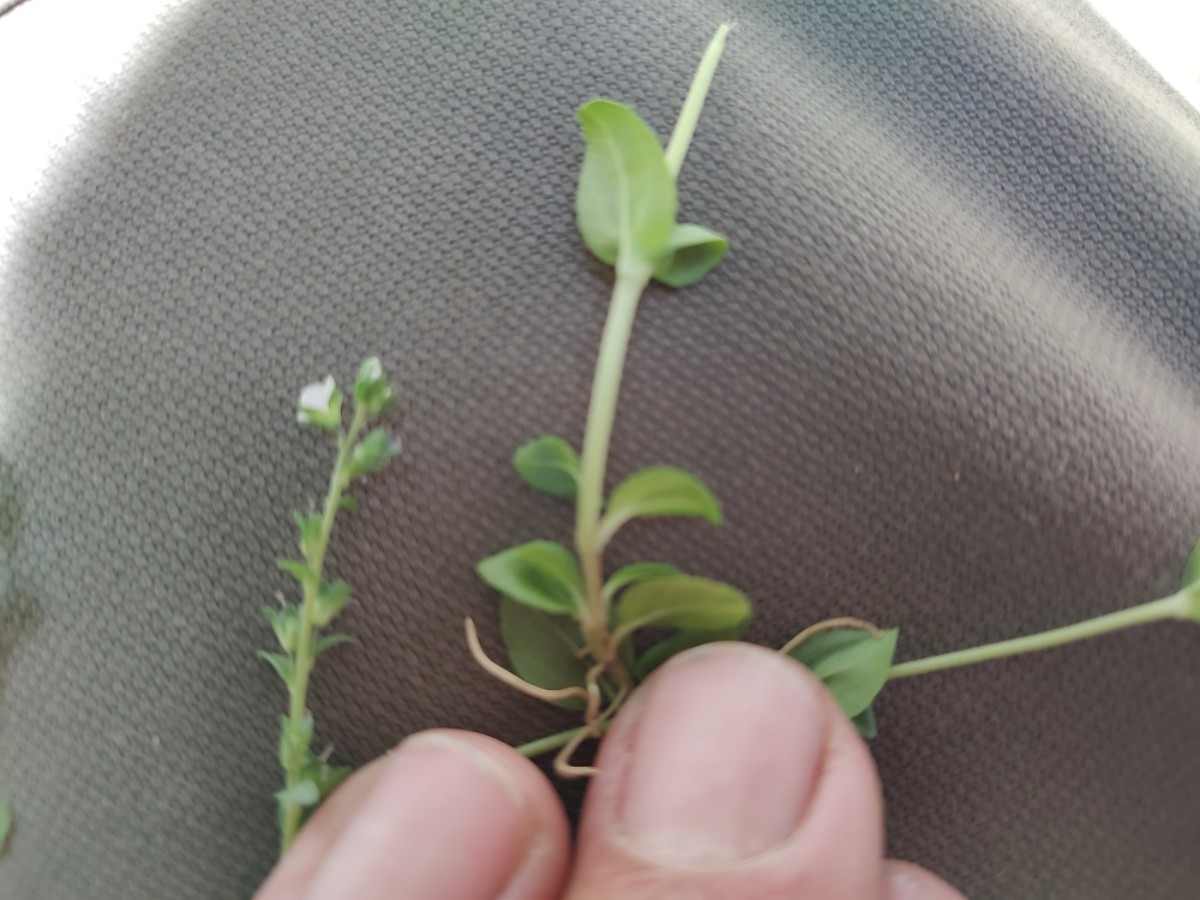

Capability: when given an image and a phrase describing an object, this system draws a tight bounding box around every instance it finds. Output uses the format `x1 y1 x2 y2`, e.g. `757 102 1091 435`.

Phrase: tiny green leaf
634 623 746 680
600 466 721 542
851 705 878 740
313 580 351 628
257 650 294 684
603 562 683 602
293 511 323 559
651 223 729 288
576 99 677 266
1182 535 1200 590
275 780 320 807
261 603 300 654
278 714 314 771
616 575 750 633
338 495 359 513
353 357 395 418
345 428 401 481
499 596 588 711
787 627 899 720
476 541 584 615
0 795 11 851
315 763 352 797
314 633 356 656
277 558 316 587
513 436 581 500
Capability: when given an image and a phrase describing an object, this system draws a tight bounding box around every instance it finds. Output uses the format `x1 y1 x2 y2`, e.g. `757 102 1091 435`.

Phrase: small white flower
297 376 336 424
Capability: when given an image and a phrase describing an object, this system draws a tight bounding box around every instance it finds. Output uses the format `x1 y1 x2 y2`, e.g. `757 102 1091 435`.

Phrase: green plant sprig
262 358 400 855
466 24 745 777
465 23 1200 772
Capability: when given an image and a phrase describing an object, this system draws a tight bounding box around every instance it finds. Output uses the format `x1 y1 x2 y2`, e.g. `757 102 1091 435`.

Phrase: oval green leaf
601 466 721 543
602 561 683 602
500 596 588 711
576 100 677 266
275 779 320 808
787 627 899 720
652 223 729 288
616 575 750 633
476 541 584 615
513 436 581 500
634 622 747 680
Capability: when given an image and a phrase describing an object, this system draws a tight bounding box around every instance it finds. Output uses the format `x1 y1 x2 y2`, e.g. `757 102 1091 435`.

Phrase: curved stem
888 590 1199 680
778 616 882 657
465 618 591 704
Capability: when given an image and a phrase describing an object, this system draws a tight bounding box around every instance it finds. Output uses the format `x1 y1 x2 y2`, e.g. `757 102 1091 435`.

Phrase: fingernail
618 644 826 865
306 732 530 898
884 868 927 900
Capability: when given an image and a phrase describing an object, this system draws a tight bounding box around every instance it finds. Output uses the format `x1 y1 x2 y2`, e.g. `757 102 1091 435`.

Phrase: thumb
566 642 885 899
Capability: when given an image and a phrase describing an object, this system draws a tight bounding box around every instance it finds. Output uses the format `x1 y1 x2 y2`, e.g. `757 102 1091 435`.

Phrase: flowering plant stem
279 406 368 853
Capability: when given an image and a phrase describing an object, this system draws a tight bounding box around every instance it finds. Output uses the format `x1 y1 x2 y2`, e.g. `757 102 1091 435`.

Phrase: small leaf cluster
483 437 747 705
489 440 899 741
263 358 400 850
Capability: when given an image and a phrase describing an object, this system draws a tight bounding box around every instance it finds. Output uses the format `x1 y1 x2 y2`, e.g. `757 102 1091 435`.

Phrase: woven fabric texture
2 0 1199 896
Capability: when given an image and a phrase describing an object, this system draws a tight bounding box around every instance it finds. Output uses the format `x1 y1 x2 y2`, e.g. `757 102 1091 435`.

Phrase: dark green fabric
2 0 1199 896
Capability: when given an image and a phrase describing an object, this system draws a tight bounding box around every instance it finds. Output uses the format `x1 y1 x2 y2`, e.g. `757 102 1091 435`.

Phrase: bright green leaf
600 466 721 542
616 575 750 633
1182 536 1200 590
787 627 899 720
314 633 356 656
261 603 300 654
651 223 729 288
275 780 320 807
851 705 878 739
293 511 323 559
576 100 676 266
499 596 588 711
278 714 314 771
345 428 401 481
634 622 746 680
277 558 315 587
257 650 294 684
476 541 584 614
316 763 352 797
338 495 359 513
313 580 350 628
513 436 581 500
603 562 683 602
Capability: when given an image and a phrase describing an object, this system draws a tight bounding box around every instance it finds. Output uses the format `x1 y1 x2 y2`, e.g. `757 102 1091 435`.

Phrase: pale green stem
574 24 732 646
280 406 368 854
516 720 614 759
664 23 732 179
575 264 652 638
889 589 1200 680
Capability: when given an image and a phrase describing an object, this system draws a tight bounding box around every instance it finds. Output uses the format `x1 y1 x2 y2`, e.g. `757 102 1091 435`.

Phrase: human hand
257 643 963 899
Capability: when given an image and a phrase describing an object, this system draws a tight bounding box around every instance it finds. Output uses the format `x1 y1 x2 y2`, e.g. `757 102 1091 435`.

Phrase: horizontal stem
515 720 613 759
889 590 1198 680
